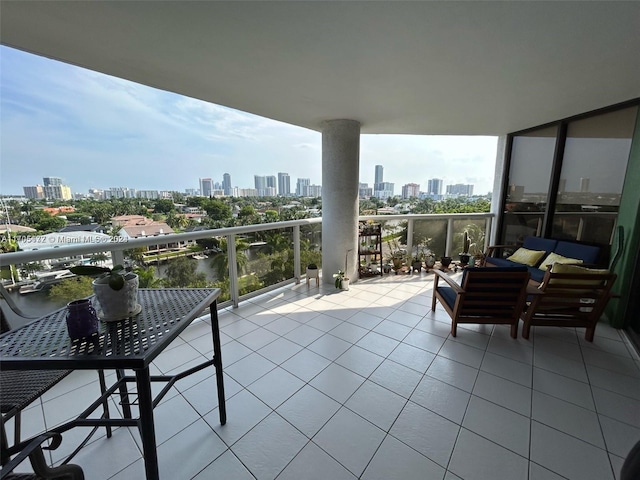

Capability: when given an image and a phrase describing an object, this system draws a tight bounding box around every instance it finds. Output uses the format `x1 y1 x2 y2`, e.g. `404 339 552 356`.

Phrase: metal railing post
406 218 414 259
111 249 125 268
227 234 239 308
445 218 454 257
293 226 301 284
484 217 492 252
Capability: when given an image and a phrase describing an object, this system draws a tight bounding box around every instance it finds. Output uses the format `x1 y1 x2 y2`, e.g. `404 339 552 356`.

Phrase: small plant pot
441 256 453 269
66 298 99 340
412 260 423 272
459 254 470 266
93 273 140 320
341 278 350 290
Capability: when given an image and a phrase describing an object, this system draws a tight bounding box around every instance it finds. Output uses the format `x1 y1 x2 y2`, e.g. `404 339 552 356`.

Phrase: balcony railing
0 213 494 317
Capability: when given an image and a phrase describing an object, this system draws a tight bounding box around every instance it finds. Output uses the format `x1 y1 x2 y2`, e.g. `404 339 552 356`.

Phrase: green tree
125 247 146 266
23 210 66 232
210 237 249 279
203 199 232 221
48 277 94 304
134 266 163 288
154 199 175 214
164 257 206 287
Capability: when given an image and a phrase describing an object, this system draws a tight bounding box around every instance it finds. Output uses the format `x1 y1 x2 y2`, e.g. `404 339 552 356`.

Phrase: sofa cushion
485 257 519 268
523 237 558 255
538 252 583 271
506 247 546 267
545 263 610 287
555 241 600 264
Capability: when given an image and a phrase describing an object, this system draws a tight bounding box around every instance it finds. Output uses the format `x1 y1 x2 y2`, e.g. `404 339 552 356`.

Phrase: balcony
2 215 639 479
3 275 638 479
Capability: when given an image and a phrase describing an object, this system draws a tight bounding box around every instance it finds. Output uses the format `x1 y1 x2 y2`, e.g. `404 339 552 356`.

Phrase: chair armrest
1 432 84 480
485 244 518 258
432 270 463 293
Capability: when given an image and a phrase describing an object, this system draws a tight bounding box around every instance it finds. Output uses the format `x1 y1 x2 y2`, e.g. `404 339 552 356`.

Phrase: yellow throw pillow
506 247 546 267
538 252 583 271
547 263 610 287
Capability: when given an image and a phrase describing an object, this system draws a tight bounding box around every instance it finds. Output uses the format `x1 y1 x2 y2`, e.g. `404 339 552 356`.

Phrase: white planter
341 278 350 290
92 273 139 320
306 266 319 286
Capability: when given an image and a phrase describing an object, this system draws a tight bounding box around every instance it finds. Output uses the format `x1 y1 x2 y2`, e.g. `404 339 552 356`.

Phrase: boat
192 254 208 260
19 270 76 294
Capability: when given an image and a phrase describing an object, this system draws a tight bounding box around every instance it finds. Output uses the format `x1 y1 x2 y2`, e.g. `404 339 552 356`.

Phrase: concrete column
321 119 361 285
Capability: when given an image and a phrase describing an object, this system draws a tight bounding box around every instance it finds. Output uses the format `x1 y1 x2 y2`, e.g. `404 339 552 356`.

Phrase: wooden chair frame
520 268 616 342
431 268 531 338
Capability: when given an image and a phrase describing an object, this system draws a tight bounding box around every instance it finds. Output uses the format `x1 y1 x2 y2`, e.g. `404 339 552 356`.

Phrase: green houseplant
69 264 140 320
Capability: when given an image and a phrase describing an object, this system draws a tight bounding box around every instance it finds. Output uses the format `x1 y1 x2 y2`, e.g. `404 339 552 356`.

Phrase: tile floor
9 271 640 480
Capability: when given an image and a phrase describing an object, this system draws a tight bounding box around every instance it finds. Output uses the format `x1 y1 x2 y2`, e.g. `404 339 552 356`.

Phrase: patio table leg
210 303 226 425
135 367 159 480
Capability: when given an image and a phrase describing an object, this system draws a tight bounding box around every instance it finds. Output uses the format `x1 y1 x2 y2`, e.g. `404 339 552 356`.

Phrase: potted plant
370 260 380 274
441 256 453 269
69 264 140 320
459 231 471 266
333 249 352 290
306 263 319 286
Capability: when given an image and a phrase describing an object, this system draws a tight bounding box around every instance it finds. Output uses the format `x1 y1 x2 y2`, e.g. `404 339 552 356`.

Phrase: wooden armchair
520 264 616 342
431 266 531 338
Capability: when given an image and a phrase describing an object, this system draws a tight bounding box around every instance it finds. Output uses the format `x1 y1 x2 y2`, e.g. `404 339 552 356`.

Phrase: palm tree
134 266 163 288
210 237 250 279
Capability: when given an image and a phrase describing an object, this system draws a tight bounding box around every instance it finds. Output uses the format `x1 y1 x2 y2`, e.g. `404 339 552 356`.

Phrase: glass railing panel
410 219 448 261
300 223 322 275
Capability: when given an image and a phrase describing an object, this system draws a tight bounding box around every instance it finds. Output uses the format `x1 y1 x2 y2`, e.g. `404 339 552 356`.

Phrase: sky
0 46 498 197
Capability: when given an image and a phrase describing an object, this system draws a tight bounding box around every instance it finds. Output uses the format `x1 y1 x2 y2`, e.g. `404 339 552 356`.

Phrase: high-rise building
43 176 63 187
446 184 474 196
580 178 590 192
306 185 322 197
359 183 372 198
254 175 267 195
278 172 291 196
199 178 214 197
374 182 394 200
296 178 310 196
374 165 384 185
222 173 232 195
104 187 136 199
266 175 276 189
401 183 420 199
23 185 44 200
427 178 443 196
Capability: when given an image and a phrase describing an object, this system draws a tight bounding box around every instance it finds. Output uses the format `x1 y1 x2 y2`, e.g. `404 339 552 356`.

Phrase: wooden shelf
358 222 383 278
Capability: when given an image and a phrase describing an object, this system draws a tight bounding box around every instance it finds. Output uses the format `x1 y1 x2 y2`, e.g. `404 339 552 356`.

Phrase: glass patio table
0 288 226 480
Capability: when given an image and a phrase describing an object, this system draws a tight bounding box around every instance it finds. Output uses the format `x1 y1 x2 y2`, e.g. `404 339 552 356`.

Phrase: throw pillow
546 263 610 287
538 252 583 271
506 247 546 267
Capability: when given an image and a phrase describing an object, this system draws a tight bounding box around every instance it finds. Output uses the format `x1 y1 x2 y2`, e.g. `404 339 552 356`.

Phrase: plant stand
358 222 383 278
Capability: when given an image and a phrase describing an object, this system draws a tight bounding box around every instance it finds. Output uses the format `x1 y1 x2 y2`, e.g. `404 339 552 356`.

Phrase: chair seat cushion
437 286 457 309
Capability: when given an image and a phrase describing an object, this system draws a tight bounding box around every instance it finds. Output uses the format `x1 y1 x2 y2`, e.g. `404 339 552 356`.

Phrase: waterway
6 256 221 318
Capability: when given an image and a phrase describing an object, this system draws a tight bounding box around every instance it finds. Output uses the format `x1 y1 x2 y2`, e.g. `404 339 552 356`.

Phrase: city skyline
1 46 498 196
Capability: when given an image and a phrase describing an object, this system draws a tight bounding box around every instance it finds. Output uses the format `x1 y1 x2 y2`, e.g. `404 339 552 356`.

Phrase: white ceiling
2 1 639 135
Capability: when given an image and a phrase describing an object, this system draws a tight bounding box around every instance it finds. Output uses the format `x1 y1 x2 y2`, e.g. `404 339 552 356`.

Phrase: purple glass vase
66 299 99 340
